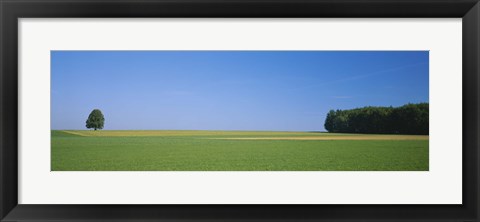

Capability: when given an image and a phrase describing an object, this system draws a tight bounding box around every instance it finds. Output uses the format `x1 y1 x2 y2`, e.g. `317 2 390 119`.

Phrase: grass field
51 130 429 171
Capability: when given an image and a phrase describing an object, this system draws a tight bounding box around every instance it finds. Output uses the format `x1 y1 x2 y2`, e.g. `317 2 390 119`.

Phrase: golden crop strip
209 136 429 141
60 130 428 140
61 130 318 137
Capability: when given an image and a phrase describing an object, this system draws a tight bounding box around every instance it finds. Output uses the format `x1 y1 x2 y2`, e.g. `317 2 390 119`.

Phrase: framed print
1 0 479 221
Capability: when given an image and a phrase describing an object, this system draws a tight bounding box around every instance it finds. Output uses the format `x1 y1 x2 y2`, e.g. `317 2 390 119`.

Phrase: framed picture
1 0 479 221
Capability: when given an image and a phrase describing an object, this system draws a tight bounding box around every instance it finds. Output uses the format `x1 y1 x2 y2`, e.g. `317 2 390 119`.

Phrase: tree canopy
324 103 428 135
86 109 105 130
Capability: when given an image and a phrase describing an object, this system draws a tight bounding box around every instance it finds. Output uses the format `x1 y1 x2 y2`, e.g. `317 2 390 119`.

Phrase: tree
86 109 105 130
324 110 336 132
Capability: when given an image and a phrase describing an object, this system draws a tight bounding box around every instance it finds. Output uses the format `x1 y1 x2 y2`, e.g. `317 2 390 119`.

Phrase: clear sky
51 51 429 131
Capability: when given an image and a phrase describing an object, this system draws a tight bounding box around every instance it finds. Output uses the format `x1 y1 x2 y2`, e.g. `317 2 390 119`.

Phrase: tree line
324 103 428 135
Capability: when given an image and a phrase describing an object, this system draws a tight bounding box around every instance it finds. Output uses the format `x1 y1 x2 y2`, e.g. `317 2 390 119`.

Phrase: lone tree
86 109 105 130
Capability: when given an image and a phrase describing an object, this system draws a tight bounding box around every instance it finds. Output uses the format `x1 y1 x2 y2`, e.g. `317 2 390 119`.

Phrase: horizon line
51 129 328 133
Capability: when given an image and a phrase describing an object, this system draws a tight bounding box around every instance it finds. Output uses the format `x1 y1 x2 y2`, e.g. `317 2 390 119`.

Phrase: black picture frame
1 0 479 221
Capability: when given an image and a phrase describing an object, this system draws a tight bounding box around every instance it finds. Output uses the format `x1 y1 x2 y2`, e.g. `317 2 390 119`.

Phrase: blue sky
51 51 429 131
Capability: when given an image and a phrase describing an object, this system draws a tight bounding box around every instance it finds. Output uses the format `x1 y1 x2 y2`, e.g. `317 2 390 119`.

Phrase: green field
51 130 429 171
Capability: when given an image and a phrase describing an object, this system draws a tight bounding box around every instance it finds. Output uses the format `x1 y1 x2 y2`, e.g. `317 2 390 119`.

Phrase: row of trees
324 103 428 135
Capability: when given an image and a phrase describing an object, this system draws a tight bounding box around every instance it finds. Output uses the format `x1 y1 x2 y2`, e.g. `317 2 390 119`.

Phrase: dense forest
324 103 429 135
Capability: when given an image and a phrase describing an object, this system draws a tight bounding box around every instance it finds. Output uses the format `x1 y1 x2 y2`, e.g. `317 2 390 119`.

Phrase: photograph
51 50 429 171
4 0 477 220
